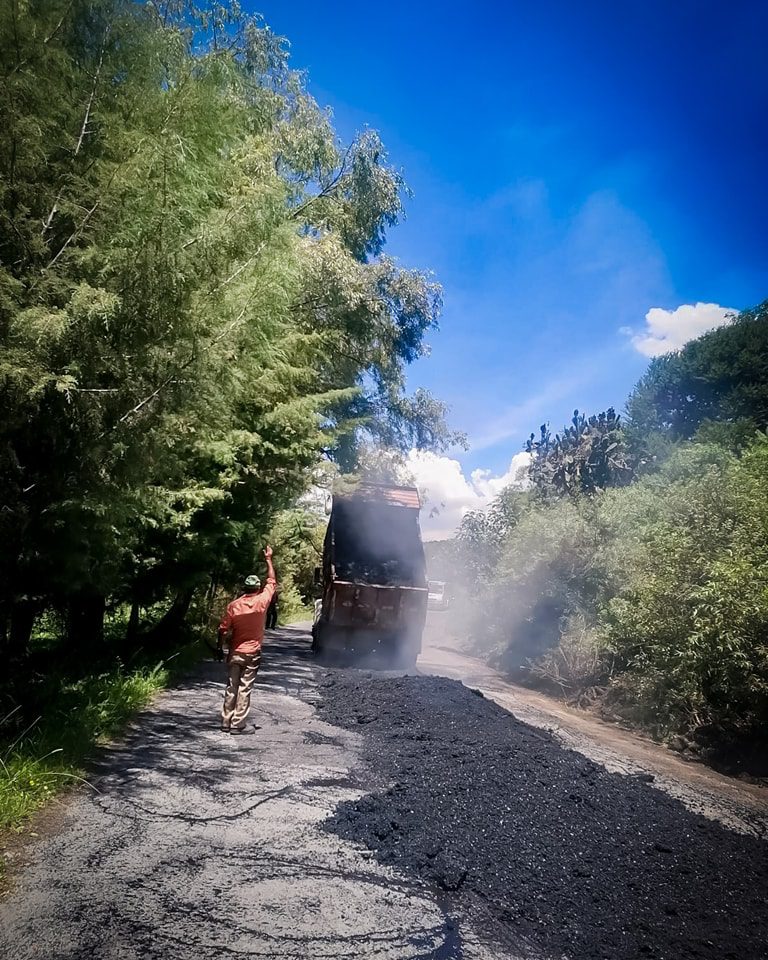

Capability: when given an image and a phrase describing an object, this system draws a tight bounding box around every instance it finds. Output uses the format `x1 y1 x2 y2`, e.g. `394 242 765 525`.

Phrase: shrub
527 612 612 703
480 497 609 671
0 654 194 832
601 441 768 735
470 436 768 744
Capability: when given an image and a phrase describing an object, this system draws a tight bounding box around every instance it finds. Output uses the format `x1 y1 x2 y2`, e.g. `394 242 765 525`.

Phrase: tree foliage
452 302 768 752
601 441 768 734
526 408 635 497
471 438 768 741
0 0 451 653
626 301 768 444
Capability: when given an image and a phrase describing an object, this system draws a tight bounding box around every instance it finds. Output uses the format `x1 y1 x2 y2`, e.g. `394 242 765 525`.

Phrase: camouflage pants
221 652 262 729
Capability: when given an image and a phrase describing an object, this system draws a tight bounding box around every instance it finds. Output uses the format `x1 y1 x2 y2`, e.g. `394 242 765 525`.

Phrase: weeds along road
1 620 767 960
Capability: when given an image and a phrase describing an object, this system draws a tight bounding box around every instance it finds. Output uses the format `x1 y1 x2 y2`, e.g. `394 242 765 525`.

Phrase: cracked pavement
0 627 516 960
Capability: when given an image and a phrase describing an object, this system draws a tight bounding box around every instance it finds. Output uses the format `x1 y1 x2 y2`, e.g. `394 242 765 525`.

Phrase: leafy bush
467 436 768 745
483 497 608 670
0 654 195 832
0 0 450 665
527 613 612 703
626 301 768 443
602 440 768 735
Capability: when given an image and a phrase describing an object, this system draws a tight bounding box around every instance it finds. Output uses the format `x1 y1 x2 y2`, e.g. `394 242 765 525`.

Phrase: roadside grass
282 603 315 625
0 640 204 838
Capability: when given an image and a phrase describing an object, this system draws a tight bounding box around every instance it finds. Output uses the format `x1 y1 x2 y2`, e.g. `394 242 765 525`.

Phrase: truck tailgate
329 581 427 631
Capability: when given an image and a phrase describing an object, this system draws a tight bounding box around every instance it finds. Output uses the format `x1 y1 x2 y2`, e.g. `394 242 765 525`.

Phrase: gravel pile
318 673 768 960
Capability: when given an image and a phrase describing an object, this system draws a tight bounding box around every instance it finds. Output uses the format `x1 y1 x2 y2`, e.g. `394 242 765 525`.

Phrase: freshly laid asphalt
318 672 768 960
0 630 512 960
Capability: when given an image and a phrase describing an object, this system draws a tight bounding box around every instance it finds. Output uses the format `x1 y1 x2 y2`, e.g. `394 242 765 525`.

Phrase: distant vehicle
427 580 449 610
311 483 428 667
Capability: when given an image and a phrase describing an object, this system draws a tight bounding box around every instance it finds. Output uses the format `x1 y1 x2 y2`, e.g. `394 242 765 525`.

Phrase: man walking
217 546 277 733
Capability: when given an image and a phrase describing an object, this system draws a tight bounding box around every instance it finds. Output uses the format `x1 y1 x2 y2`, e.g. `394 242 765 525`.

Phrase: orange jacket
218 579 276 655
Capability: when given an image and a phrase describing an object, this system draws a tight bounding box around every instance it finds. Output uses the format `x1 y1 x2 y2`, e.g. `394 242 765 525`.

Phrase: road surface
419 615 768 838
0 627 513 960
1 619 766 960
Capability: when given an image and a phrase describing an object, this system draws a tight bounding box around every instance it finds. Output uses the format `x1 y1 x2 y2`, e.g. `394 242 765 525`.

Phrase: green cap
244 574 261 589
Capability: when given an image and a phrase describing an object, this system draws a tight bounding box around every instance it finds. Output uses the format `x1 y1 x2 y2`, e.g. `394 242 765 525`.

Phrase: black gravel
318 673 768 960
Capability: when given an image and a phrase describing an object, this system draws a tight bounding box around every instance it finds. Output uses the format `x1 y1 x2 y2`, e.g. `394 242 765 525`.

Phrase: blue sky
253 0 767 494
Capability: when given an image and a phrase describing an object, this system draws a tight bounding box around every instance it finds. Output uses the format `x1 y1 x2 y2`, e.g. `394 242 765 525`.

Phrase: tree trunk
67 592 106 654
125 596 140 646
202 574 218 625
9 600 36 658
0 608 9 659
148 588 195 645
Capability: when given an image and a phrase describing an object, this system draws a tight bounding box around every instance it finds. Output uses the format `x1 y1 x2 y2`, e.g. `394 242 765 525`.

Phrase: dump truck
311 482 428 667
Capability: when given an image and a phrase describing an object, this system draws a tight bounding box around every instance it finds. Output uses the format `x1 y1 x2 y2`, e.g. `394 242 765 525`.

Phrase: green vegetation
444 302 768 764
626 301 768 444
1 0 764 821
267 505 325 621
0 643 199 834
0 1 451 826
0 0 452 652
1 0 453 656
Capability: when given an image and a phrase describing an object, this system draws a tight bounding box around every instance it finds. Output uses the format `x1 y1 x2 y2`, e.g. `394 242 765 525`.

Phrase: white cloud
626 302 736 357
407 449 530 540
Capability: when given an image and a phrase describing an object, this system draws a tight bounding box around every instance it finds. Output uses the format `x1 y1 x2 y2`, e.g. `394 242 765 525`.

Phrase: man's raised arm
263 545 277 602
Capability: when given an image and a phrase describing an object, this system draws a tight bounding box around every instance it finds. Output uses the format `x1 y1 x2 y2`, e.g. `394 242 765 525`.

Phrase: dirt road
1 620 767 959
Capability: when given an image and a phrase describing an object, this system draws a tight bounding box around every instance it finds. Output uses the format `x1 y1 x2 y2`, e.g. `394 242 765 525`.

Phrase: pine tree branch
42 27 109 236
42 30 108 236
114 370 181 427
21 296 258 497
42 59 194 272
211 242 266 294
110 298 256 432
43 2 73 47
45 201 99 270
289 141 355 222
6 0 74 77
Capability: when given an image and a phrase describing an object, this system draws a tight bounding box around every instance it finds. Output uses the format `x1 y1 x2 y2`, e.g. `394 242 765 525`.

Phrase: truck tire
396 632 420 671
313 621 342 662
312 621 325 656
399 652 418 671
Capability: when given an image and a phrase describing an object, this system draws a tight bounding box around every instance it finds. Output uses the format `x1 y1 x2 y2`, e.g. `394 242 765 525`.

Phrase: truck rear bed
327 581 427 632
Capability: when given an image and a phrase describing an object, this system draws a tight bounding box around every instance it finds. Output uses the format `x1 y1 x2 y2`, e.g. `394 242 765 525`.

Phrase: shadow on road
256 624 319 698
87 625 319 803
1 621 497 960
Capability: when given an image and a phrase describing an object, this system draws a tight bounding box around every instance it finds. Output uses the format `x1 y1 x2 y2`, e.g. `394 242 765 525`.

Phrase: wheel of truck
398 651 418 671
313 621 337 660
312 621 324 656
396 634 420 671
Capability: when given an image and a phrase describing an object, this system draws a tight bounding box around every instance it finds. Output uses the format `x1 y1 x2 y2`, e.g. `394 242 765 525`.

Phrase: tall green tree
626 301 768 445
526 408 635 498
0 0 450 652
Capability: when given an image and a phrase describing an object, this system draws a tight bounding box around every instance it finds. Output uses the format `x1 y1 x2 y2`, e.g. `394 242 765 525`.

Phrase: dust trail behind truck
311 483 428 667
